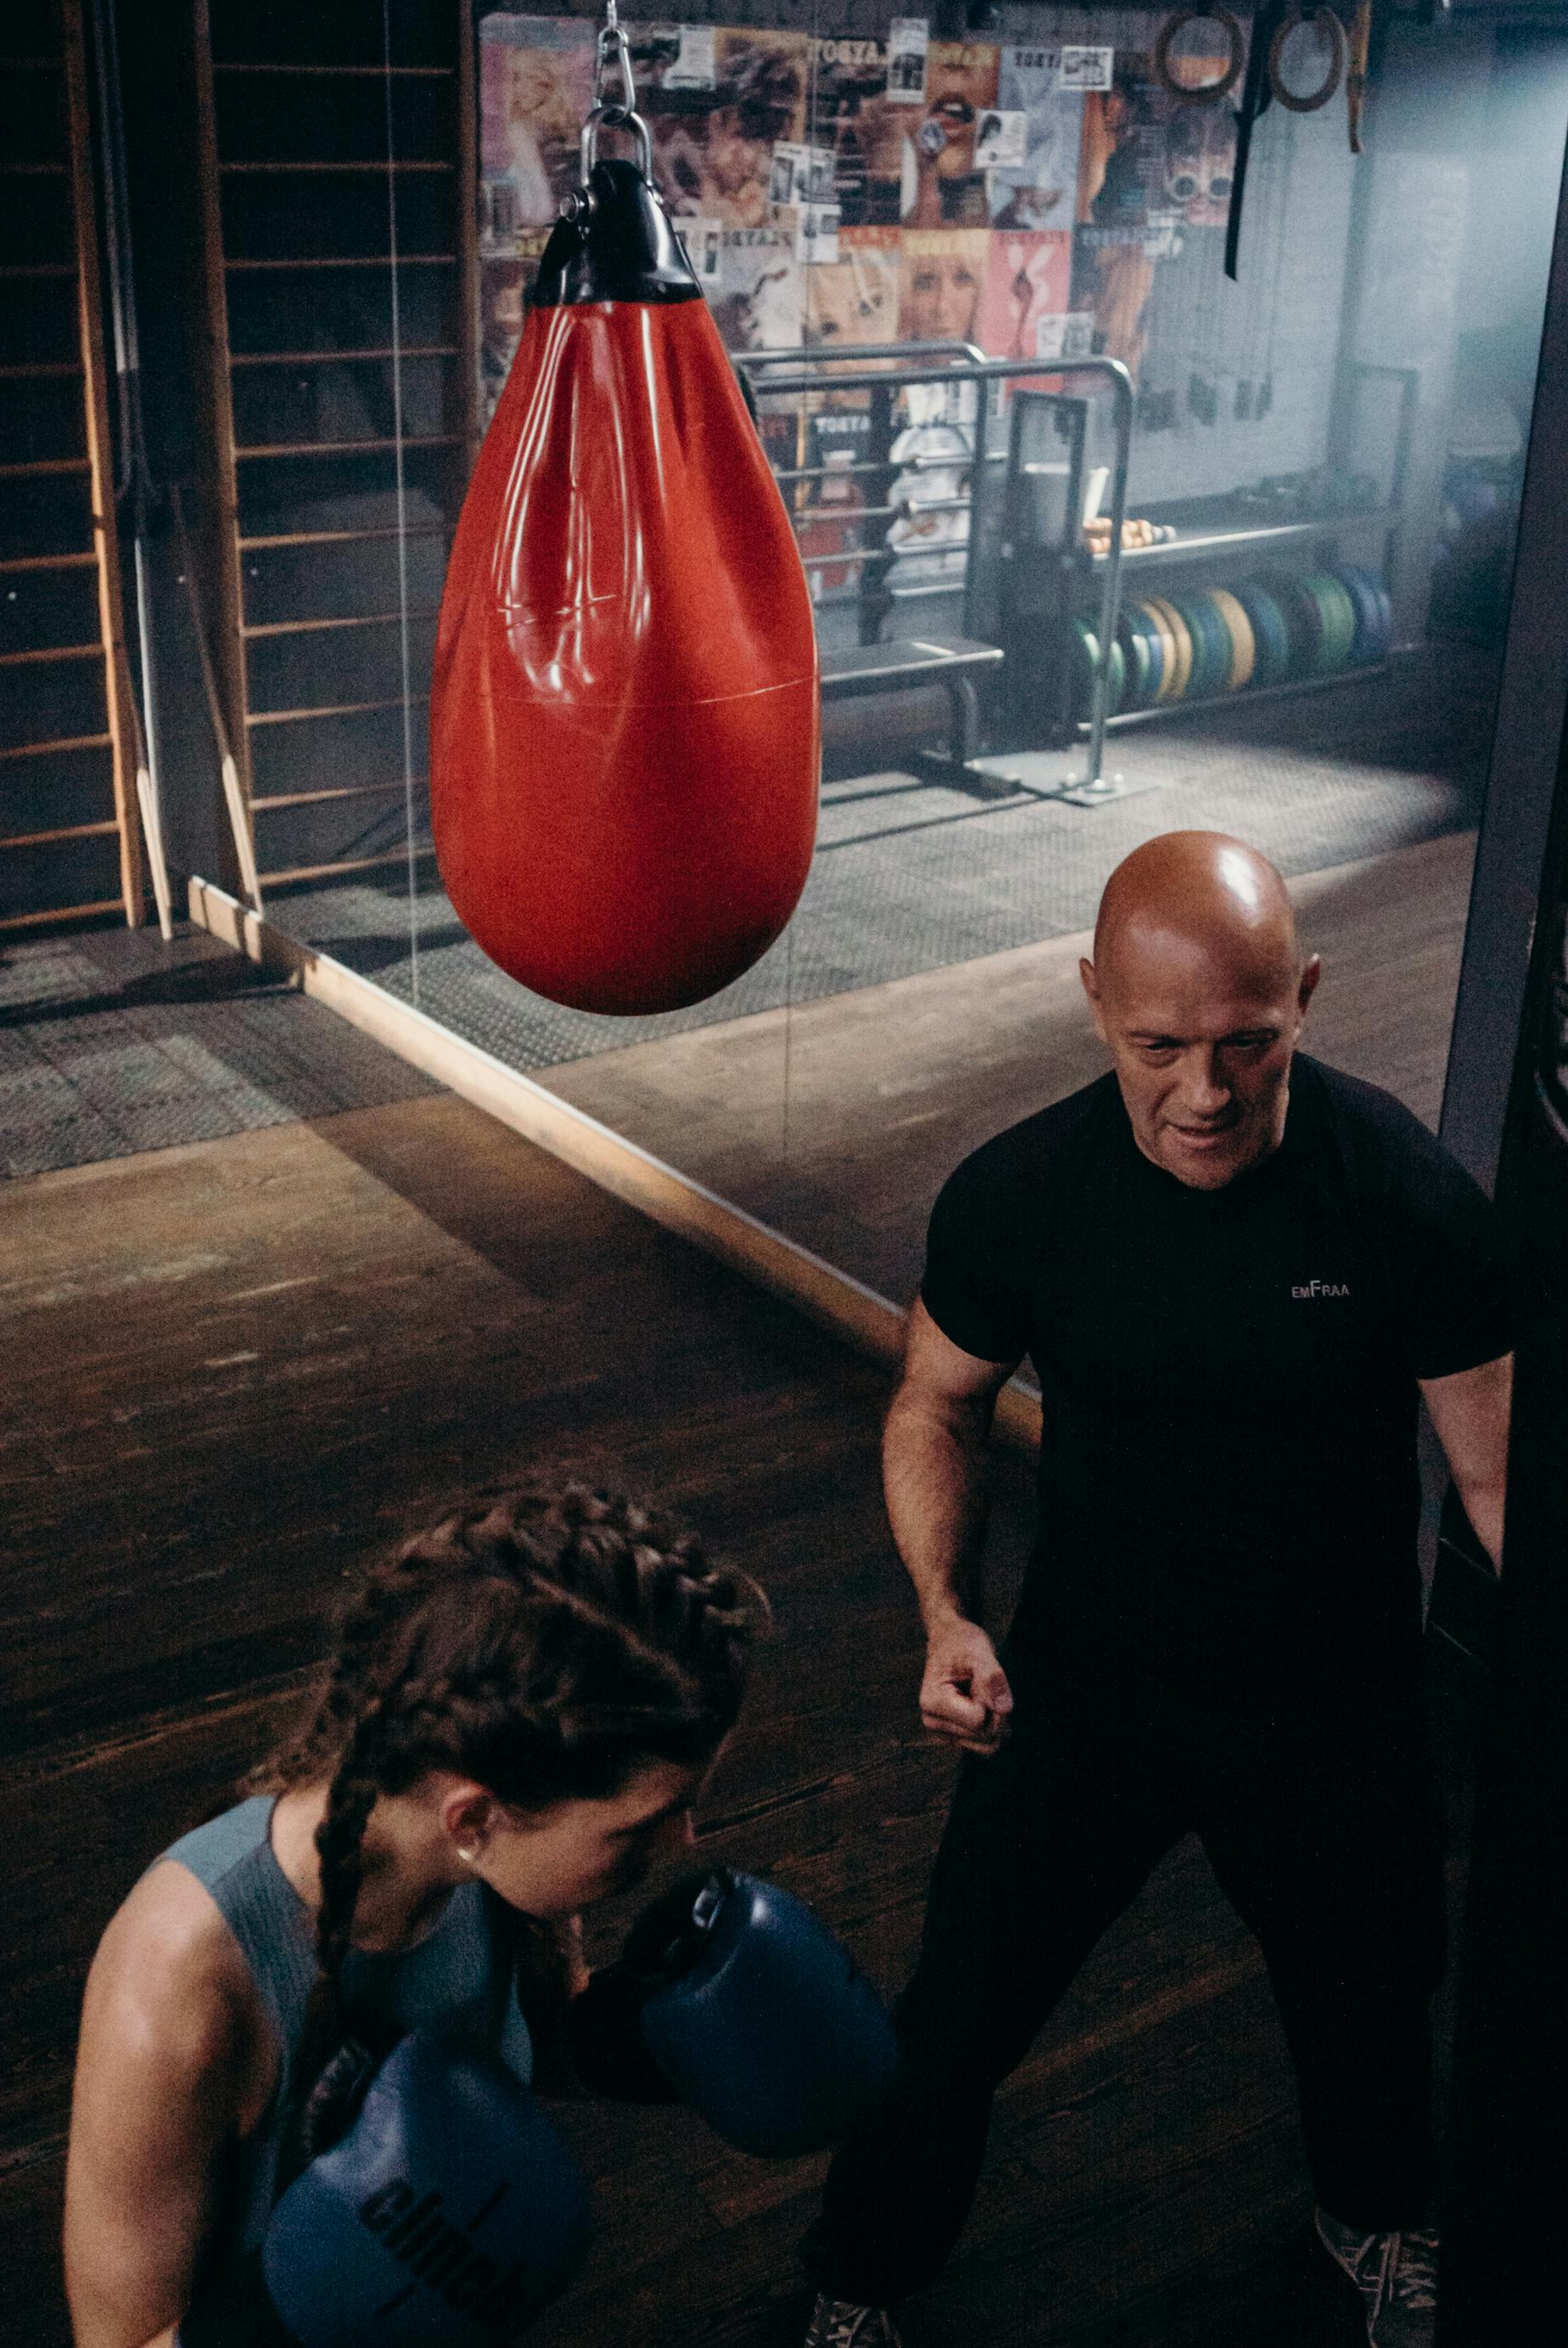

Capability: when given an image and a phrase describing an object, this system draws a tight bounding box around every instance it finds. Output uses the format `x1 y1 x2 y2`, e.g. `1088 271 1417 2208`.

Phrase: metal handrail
742 339 987 371
740 351 1134 795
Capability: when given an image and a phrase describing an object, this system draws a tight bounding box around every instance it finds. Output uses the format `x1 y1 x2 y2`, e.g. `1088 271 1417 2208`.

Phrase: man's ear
1079 956 1110 1045
1297 954 1322 1018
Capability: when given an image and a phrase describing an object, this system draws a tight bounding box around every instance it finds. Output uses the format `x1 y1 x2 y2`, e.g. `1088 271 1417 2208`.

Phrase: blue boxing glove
571 1869 898 2157
178 2031 592 2345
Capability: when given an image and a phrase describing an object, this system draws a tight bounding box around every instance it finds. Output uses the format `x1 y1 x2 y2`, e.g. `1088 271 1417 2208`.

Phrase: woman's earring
456 1843 481 1865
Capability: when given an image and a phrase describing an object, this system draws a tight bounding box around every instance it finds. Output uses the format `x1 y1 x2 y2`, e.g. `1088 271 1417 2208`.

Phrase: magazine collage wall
476 13 1268 427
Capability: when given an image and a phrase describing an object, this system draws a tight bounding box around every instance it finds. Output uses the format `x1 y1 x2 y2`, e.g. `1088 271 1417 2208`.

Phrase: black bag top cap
535 154 703 308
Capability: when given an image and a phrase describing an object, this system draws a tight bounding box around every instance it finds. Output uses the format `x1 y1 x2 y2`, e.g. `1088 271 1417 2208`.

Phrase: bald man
802 834 1511 2348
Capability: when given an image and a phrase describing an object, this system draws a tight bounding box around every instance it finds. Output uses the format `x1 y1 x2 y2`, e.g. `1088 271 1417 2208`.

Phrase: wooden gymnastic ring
1268 7 1347 113
1153 8 1247 102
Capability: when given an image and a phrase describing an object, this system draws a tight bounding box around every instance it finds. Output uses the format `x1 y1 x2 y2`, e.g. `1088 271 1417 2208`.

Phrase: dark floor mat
1 923 438 1180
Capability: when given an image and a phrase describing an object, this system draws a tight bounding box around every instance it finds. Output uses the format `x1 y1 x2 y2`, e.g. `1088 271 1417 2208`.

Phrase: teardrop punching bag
431 126 820 1017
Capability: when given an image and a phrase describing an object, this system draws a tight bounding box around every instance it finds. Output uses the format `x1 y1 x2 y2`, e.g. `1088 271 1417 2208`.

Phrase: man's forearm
882 1386 994 1630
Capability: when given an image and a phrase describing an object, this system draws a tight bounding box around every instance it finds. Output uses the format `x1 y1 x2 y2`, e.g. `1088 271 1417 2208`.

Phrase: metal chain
563 0 653 212
592 0 637 116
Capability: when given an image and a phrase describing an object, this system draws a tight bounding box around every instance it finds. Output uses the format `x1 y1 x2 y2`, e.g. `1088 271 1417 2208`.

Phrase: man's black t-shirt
921 1056 1510 1692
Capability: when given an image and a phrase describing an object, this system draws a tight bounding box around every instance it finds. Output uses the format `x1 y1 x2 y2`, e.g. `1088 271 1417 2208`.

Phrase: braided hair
252 1482 764 1984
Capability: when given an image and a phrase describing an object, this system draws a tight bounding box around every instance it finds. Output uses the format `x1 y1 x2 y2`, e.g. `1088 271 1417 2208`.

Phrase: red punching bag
431 128 819 1017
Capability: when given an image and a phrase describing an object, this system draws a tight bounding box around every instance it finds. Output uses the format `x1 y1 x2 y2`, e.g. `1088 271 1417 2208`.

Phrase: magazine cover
988 46 1084 230
899 226 988 344
648 27 809 226
710 220 804 350
976 227 1073 360
478 14 595 238
1072 28 1246 386
803 225 901 348
805 33 889 225
902 41 1000 227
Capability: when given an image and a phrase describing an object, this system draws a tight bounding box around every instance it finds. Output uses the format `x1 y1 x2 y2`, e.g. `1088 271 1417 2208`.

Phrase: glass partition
193 1 1565 1314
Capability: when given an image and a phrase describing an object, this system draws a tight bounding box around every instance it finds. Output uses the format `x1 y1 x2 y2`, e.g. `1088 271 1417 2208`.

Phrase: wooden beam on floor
183 873 1044 1455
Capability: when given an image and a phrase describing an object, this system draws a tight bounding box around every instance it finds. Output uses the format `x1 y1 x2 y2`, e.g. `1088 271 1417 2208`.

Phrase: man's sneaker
802 2295 904 2348
1314 2208 1438 2347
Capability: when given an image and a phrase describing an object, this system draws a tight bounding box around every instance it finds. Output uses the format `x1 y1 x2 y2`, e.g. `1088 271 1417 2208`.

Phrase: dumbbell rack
1 0 144 933
1070 361 1417 737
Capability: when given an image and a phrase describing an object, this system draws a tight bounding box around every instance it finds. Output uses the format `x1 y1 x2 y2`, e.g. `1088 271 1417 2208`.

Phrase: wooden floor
546 829 1477 1304
1 1079 1397 2348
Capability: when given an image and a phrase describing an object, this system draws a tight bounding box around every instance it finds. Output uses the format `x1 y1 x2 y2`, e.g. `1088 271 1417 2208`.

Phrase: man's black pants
802 1650 1446 2307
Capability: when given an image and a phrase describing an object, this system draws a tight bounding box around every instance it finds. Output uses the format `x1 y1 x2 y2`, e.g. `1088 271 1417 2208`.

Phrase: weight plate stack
1146 597 1195 698
1232 581 1292 686
1333 564 1394 664
1207 586 1257 689
1257 572 1323 678
1134 599 1178 700
1117 609 1154 708
1170 594 1229 700
1072 617 1126 720
1299 571 1360 673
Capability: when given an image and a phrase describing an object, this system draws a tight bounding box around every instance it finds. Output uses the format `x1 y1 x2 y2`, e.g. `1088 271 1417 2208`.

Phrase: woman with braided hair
64 1481 768 2348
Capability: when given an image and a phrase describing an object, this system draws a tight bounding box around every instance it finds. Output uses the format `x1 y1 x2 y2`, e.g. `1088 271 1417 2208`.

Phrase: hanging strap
1225 0 1285 280
1347 0 1373 153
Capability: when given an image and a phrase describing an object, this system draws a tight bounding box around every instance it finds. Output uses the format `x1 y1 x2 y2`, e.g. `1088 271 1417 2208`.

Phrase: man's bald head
1092 832 1302 995
1080 833 1319 1189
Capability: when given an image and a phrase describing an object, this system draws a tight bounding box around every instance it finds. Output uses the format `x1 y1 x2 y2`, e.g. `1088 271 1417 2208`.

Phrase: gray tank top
160 1796 535 2262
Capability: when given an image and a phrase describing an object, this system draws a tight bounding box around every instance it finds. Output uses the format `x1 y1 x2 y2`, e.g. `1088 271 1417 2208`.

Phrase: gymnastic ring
1268 8 1347 114
1153 8 1247 103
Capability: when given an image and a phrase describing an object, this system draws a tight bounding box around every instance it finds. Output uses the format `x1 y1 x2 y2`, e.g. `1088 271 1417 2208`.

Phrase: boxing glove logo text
359 2180 521 2330
1291 1279 1351 1298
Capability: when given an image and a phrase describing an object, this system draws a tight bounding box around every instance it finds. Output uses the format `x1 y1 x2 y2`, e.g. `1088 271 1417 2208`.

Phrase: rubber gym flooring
3 1073 1402 2348
260 649 1488 1079
3 652 1487 1188
0 922 435 1182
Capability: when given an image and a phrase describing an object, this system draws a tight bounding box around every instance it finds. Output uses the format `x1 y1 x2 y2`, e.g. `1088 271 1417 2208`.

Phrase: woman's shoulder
91 1852 262 2062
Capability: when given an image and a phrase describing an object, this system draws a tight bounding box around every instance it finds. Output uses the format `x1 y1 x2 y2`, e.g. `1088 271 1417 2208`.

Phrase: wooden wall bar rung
0 731 112 764
0 457 91 479
0 551 98 574
260 846 434 887
230 346 457 367
0 163 69 177
242 608 439 640
0 642 104 670
238 524 449 550
220 160 453 176
0 361 85 381
186 0 475 899
212 62 455 79
246 693 430 727
225 254 456 272
251 781 410 811
1 817 121 851
0 263 76 279
0 895 123 932
234 434 461 459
